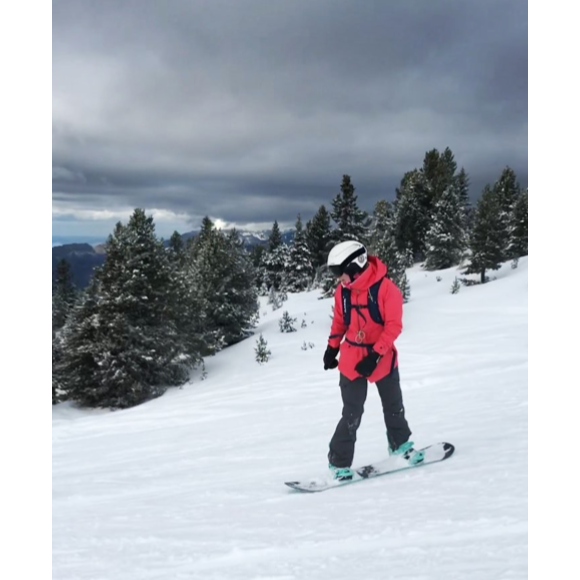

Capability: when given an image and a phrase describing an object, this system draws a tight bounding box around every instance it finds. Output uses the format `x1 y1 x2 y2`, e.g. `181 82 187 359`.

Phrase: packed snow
53 258 528 580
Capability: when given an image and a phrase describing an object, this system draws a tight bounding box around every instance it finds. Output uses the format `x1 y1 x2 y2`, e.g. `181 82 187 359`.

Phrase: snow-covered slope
53 258 528 580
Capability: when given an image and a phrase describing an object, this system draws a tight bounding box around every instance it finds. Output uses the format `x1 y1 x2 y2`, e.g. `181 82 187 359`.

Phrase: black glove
323 345 340 370
355 350 381 377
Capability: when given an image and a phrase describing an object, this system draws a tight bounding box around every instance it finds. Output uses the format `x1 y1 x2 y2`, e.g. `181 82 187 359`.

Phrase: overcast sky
52 0 528 242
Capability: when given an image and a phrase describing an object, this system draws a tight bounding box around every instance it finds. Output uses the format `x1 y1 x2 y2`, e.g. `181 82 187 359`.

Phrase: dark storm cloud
53 0 528 230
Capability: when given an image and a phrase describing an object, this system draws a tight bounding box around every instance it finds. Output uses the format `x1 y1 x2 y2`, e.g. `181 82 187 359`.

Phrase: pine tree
456 168 471 213
188 221 259 350
456 168 473 232
437 147 458 198
52 333 64 404
59 209 190 409
167 230 185 257
319 269 338 298
493 166 521 259
368 200 393 251
52 258 78 404
268 286 283 311
286 215 315 292
250 244 266 269
166 230 206 370
465 186 509 283
268 220 283 252
52 259 81 405
330 175 369 243
262 240 290 292
197 216 215 246
510 187 528 257
393 169 431 261
384 235 411 303
57 283 103 407
369 200 411 302
249 245 268 293
223 229 260 342
494 166 520 216
255 334 271 364
261 219 288 291
306 205 334 293
422 147 457 202
279 311 297 333
394 148 462 264
52 258 78 332
306 205 332 270
424 184 468 270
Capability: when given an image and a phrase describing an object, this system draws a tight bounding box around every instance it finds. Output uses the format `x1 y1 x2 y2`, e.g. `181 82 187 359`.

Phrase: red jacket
328 256 403 382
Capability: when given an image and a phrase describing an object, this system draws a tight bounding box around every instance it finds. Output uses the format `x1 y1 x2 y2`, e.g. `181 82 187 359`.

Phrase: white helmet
327 240 368 278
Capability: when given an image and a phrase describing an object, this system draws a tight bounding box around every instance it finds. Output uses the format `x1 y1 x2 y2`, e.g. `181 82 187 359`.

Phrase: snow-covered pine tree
52 333 64 404
268 220 283 252
249 244 268 294
262 242 290 292
52 258 78 332
422 147 455 203
330 175 369 244
493 166 521 260
279 311 297 333
456 167 472 229
166 231 206 373
368 200 411 302
196 215 215 246
464 186 509 283
306 205 335 292
255 333 271 364
52 322 63 405
494 166 520 216
52 257 79 404
167 230 185 259
393 169 431 262
423 183 468 270
56 283 103 407
59 209 189 409
306 205 332 270
440 147 458 180
318 269 338 298
224 228 260 340
286 215 314 292
510 187 528 258
394 148 462 264
368 199 393 250
268 286 283 311
250 244 266 268
188 220 259 350
451 277 461 294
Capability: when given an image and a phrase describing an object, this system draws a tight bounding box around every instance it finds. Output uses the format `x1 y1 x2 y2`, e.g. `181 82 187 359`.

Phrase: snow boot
389 440 425 466
328 463 354 481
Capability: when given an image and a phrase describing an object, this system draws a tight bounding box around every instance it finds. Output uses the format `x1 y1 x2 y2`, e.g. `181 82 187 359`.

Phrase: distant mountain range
52 229 294 289
52 243 107 289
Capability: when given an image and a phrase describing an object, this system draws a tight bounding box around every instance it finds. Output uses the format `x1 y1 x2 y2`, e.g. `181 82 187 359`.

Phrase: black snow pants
327 365 412 468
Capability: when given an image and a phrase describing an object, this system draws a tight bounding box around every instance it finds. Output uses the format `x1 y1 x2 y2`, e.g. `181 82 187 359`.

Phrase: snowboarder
323 240 424 480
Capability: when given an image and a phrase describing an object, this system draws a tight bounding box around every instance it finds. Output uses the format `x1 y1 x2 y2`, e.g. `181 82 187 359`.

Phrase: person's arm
328 285 347 348
372 279 403 356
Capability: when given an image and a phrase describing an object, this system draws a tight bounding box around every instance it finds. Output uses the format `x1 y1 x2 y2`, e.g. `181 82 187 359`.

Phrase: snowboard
285 442 455 493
